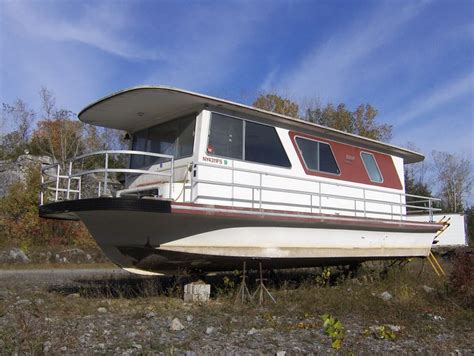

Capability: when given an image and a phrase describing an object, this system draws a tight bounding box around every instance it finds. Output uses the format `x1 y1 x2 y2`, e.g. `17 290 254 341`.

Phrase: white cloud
3 1 162 61
264 2 429 102
387 73 474 126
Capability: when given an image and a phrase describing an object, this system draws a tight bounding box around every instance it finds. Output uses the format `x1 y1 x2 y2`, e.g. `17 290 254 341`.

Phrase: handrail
191 161 441 221
40 150 175 204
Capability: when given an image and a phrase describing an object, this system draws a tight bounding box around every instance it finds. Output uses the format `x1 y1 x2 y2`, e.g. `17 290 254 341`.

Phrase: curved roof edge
78 85 424 164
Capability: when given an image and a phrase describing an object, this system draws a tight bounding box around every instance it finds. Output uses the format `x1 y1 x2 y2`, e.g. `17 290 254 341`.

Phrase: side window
208 113 243 159
361 152 383 183
295 137 340 174
245 121 291 167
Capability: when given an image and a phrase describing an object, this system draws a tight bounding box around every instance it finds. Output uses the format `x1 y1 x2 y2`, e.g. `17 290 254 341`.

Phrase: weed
321 313 345 350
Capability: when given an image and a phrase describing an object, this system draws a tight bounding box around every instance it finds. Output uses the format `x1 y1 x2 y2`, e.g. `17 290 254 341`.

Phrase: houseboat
39 86 444 275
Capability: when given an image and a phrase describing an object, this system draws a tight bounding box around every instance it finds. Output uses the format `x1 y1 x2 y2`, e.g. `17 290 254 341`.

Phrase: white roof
78 85 424 163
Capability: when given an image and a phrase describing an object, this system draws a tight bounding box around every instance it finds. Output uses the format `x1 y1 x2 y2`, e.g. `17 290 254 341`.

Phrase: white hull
40 198 439 274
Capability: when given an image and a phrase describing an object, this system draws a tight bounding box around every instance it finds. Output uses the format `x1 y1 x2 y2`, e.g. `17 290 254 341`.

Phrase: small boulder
247 327 259 335
97 307 107 314
205 326 216 335
422 285 435 294
8 248 30 264
380 291 393 301
170 318 185 331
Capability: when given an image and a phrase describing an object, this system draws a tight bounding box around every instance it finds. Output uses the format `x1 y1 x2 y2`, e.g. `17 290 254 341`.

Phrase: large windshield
130 114 196 168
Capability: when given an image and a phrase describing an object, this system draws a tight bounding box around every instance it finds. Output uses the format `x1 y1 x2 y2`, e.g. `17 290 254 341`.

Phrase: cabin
39 86 443 275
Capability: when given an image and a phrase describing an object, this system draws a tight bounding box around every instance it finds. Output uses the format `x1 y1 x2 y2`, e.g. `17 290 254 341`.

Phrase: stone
169 318 185 331
205 326 216 335
380 291 393 301
97 307 107 314
247 328 259 335
186 315 193 322
43 341 52 353
145 312 156 319
276 352 286 356
387 324 402 332
6 248 30 264
35 298 44 306
15 299 31 306
184 282 211 302
422 285 435 293
68 293 81 298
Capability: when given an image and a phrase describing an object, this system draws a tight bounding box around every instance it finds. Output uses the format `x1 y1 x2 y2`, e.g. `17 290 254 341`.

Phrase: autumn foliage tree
252 93 392 142
253 94 300 117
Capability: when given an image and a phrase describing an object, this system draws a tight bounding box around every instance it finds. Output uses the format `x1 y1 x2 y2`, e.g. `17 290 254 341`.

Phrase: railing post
428 198 433 222
259 173 262 210
103 152 109 196
363 189 366 218
66 161 72 200
78 177 82 199
318 182 322 214
170 157 174 199
55 164 60 201
399 193 403 220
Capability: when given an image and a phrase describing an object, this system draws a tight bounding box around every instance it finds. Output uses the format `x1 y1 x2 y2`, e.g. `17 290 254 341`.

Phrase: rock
132 343 142 350
68 293 80 298
3 248 30 264
276 352 286 356
169 318 185 331
186 315 193 322
185 352 196 356
0 155 52 198
97 307 107 314
15 299 31 306
387 324 402 332
60 346 67 352
422 285 435 293
43 341 52 353
145 312 156 319
35 298 44 306
380 291 393 301
205 326 216 335
247 327 259 335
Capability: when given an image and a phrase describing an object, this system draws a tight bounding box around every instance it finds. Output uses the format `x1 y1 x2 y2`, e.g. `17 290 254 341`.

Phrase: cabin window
208 113 291 168
208 113 243 159
130 114 196 168
361 152 383 183
295 137 340 174
245 121 291 167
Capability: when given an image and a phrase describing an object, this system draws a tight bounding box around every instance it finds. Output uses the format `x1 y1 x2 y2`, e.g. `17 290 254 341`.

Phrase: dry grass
1 255 473 354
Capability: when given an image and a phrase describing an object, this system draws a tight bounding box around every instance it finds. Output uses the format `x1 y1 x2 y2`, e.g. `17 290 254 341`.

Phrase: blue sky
1 0 473 186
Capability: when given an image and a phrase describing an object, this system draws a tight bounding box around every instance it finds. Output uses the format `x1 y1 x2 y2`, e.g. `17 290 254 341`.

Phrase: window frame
206 111 292 169
294 135 341 176
360 151 384 183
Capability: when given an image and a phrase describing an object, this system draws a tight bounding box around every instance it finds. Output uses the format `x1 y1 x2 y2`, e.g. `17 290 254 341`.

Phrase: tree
303 101 392 141
0 100 36 159
432 151 472 213
253 94 299 117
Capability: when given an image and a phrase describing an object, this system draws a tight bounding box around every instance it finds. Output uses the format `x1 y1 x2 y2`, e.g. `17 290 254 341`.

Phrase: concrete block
183 283 211 302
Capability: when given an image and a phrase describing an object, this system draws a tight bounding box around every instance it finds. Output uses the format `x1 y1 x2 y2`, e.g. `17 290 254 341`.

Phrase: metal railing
40 150 174 205
188 162 441 221
40 151 441 222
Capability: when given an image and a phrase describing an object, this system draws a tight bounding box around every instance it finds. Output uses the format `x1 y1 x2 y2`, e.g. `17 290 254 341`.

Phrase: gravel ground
0 266 473 355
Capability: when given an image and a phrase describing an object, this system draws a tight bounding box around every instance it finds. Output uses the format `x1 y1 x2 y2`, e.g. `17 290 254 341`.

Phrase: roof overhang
78 86 424 164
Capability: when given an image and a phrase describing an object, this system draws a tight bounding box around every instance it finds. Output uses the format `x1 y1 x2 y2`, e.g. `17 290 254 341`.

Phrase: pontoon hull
39 198 441 275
